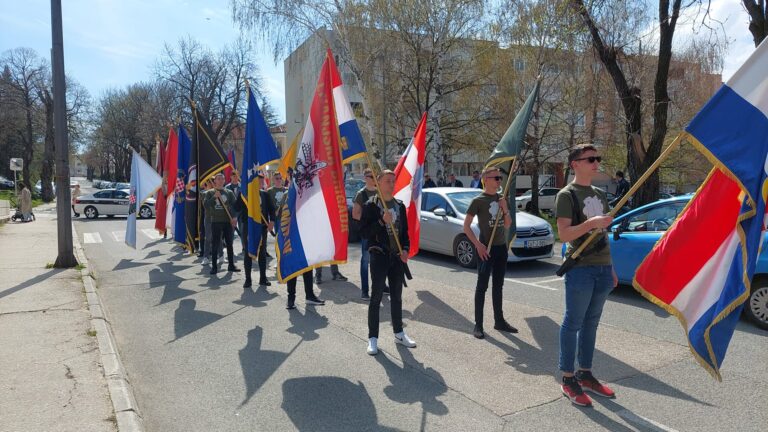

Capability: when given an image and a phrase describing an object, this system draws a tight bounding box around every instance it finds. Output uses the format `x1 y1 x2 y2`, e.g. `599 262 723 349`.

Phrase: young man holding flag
352 168 378 299
555 144 617 407
463 167 517 340
204 173 240 275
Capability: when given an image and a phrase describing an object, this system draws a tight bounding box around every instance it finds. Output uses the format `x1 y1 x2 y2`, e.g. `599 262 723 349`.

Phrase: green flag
485 79 540 247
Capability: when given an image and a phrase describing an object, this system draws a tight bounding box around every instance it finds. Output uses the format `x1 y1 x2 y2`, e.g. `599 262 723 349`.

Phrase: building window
515 58 525 71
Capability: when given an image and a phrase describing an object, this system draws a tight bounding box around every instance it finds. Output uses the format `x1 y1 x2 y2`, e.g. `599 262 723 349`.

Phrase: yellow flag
278 128 302 178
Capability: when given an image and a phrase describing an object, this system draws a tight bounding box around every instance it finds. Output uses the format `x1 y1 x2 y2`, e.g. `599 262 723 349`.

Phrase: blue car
606 195 767 330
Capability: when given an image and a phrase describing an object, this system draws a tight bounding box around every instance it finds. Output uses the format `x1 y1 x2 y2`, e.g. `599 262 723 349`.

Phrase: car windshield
446 191 483 214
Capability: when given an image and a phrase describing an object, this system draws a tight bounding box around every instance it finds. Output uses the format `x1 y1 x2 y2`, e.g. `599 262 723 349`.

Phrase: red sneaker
561 377 592 407
576 371 616 398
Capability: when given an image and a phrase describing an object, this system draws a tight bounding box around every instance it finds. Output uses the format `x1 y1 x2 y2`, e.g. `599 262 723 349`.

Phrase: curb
72 223 145 432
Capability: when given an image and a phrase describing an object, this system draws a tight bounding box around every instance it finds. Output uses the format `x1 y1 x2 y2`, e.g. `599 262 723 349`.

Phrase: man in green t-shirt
554 144 618 407
203 173 240 275
352 167 378 299
463 166 517 339
266 171 287 220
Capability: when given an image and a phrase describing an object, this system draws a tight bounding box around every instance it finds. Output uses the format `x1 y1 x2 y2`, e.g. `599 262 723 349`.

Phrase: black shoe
209 267 218 275
258 279 271 286
473 325 485 339
74 213 80 218
306 297 325 305
243 279 252 288
228 265 241 272
286 301 296 310
494 321 518 333
332 273 348 281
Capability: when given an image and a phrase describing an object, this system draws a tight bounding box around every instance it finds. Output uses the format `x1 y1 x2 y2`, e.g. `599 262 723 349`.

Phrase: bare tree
743 0 768 46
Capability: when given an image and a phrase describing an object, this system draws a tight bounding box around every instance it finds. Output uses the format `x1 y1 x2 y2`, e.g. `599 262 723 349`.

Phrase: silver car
419 187 554 268
74 188 156 219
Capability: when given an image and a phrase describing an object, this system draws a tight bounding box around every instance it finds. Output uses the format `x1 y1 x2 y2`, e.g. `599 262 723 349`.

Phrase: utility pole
51 0 77 268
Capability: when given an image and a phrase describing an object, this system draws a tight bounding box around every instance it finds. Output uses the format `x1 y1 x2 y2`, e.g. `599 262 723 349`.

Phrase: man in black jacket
234 173 274 288
359 169 416 355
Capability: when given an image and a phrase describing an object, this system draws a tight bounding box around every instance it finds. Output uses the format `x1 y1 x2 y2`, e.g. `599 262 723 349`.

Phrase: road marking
111 231 125 242
616 409 679 432
83 232 102 244
504 278 558 291
538 277 563 284
141 228 162 240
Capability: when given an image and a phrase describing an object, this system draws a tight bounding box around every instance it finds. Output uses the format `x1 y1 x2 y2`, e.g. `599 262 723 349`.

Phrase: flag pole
484 158 516 251
556 132 687 276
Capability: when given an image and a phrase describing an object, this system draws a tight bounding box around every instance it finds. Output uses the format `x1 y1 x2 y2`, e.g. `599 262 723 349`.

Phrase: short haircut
378 169 396 179
214 172 225 179
567 144 598 165
473 170 479 175
449 173 456 177
363 168 373 176
481 166 501 176
18 181 25 188
272 171 281 177
615 171 624 178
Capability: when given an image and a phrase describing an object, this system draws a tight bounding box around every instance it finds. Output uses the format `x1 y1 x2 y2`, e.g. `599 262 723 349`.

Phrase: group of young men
188 143 618 408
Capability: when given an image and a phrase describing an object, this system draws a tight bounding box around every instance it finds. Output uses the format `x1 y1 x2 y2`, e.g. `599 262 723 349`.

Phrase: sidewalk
0 206 117 432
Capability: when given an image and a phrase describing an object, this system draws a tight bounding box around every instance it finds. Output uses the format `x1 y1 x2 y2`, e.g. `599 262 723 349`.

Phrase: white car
515 187 560 213
74 188 156 219
419 188 554 268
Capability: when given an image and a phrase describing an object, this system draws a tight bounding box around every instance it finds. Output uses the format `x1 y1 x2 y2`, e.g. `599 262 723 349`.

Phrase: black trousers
211 222 235 268
474 244 508 327
287 272 315 302
368 251 404 338
245 226 269 282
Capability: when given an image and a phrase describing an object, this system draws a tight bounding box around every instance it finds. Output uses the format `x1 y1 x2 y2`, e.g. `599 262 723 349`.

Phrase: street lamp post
51 0 76 268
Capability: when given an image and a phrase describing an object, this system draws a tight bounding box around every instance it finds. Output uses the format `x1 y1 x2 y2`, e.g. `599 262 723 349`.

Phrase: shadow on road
238 325 293 407
169 298 225 342
0 269 65 300
282 376 398 432
287 307 329 342
233 285 278 309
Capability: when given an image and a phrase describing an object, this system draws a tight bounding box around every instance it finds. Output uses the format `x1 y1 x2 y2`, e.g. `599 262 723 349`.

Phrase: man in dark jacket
359 169 416 355
235 173 274 288
204 173 240 275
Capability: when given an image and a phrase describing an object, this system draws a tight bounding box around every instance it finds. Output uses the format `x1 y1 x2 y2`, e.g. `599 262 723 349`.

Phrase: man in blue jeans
352 168 378 300
555 144 618 407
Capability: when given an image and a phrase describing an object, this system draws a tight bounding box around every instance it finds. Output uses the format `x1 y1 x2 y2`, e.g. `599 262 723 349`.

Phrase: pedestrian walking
203 173 240 275
463 166 517 339
555 144 617 407
18 182 32 222
359 170 416 355
352 168 378 300
71 184 81 217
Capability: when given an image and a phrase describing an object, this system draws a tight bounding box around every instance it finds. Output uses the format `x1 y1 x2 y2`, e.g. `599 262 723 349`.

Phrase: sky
0 0 757 125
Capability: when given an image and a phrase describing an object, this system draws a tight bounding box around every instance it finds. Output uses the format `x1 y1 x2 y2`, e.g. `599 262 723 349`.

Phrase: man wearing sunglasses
554 144 618 407
463 166 518 339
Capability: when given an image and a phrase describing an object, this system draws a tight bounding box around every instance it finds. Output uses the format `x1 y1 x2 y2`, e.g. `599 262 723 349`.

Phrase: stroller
9 196 35 222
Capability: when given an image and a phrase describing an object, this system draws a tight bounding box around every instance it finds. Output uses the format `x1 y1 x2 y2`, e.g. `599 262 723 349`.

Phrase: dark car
0 176 15 189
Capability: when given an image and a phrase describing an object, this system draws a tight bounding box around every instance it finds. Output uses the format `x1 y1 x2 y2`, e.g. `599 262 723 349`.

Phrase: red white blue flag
276 52 348 282
634 38 768 379
327 49 366 164
394 112 428 258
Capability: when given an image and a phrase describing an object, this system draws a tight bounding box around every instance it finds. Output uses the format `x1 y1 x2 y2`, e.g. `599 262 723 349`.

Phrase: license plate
525 240 547 248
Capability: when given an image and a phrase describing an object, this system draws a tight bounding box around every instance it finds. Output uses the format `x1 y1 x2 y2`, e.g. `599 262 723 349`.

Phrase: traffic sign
10 158 23 171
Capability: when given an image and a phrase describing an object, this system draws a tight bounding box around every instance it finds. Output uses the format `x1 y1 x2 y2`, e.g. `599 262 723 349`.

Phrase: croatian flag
634 38 768 380
327 49 367 163
276 52 348 282
394 113 428 258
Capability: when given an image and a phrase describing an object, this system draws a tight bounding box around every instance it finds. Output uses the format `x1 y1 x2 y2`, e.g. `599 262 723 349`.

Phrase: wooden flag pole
556 132 687 276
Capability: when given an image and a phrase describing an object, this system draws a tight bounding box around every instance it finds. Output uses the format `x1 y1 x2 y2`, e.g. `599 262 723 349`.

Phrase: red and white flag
394 112 428 258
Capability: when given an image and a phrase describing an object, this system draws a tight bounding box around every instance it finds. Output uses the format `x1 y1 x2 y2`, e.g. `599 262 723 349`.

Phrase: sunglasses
574 156 602 163
485 176 503 181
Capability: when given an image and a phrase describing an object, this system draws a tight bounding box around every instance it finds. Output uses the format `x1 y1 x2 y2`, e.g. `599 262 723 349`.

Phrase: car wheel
454 235 478 268
84 206 98 219
525 201 534 213
140 205 153 219
745 281 768 330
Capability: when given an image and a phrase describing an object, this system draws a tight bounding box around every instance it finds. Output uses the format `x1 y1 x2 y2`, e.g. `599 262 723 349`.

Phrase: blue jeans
360 239 370 295
559 265 613 373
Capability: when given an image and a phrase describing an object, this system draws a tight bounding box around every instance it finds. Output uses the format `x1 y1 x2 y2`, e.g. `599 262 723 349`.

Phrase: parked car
73 188 155 219
0 175 14 189
34 180 55 195
420 187 554 268
515 187 560 214
114 182 130 190
608 195 767 330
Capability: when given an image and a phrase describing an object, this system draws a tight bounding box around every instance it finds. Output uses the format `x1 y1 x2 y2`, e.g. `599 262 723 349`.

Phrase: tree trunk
743 0 768 46
41 92 55 203
22 98 34 189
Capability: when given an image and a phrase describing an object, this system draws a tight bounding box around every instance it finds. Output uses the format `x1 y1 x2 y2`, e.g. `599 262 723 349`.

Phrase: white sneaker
367 337 378 355
201 257 209 266
394 332 416 348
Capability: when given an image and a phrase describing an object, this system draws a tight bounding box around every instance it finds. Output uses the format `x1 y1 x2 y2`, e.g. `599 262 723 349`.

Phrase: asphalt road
73 181 767 432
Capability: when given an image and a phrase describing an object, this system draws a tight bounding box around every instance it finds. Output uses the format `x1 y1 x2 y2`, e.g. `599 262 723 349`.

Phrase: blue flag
173 125 192 249
125 151 162 249
242 89 280 258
